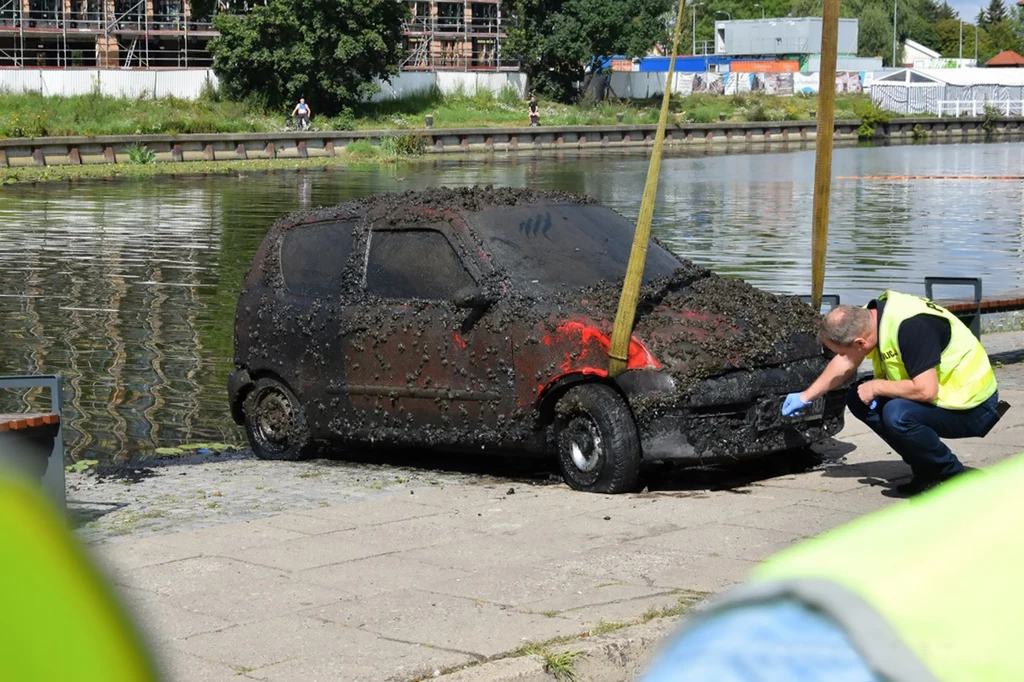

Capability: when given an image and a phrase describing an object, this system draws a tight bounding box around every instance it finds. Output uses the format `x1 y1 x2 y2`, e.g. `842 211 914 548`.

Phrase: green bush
126 142 156 164
854 100 891 140
379 132 426 157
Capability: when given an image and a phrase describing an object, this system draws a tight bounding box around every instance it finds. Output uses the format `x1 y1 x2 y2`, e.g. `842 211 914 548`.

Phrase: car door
341 219 514 446
273 219 359 440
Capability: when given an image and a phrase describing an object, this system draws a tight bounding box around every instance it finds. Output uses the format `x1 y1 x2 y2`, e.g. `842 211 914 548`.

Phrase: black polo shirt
869 299 952 379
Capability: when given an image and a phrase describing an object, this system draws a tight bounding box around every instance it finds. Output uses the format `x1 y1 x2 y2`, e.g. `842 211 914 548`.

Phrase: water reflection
1 142 1023 463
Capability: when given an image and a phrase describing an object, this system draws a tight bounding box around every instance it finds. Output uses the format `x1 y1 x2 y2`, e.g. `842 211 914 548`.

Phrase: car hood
567 267 824 384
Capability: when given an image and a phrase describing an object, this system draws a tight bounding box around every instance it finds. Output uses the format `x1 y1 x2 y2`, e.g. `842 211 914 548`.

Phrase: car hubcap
568 418 602 473
256 390 293 446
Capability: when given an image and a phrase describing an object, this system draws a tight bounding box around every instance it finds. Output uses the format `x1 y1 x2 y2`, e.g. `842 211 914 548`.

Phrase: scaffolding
0 0 215 68
401 0 517 71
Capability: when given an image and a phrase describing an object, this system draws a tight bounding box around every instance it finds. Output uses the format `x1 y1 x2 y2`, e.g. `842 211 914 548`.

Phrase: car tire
242 377 313 461
555 384 641 494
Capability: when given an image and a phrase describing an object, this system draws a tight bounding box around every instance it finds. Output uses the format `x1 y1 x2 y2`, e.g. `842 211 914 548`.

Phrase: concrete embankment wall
1 117 1022 167
0 68 526 101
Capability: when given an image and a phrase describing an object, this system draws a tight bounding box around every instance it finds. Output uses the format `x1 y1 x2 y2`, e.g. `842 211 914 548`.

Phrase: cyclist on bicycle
291 98 311 130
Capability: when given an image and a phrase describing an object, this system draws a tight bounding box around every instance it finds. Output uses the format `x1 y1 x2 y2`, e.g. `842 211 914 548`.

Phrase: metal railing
938 100 1024 117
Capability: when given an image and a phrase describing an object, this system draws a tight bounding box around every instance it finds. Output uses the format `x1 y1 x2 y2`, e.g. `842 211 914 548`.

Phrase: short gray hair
819 305 873 346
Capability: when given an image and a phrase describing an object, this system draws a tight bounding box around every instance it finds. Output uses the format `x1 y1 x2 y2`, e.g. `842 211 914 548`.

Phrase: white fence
938 99 1024 116
0 68 529 102
0 69 220 99
369 71 528 101
873 83 1024 115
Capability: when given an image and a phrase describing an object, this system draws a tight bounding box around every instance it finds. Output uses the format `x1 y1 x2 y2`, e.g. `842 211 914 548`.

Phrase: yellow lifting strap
608 0 688 376
810 0 841 309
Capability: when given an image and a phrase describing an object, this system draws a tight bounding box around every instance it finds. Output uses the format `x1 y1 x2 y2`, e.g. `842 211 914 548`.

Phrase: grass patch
0 90 882 140
526 648 584 682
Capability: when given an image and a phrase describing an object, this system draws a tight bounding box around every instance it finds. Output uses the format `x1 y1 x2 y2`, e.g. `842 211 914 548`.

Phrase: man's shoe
893 470 964 497
894 477 939 496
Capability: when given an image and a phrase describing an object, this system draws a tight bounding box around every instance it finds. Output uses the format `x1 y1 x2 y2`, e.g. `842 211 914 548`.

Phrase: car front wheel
242 378 313 461
555 384 641 493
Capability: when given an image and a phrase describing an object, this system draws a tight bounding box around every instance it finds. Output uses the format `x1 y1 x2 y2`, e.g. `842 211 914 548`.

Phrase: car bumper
227 368 252 425
622 358 847 462
637 390 846 462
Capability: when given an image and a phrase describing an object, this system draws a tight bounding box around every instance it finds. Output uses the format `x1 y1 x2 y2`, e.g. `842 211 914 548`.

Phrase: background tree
209 0 405 114
505 0 674 101
982 0 1008 27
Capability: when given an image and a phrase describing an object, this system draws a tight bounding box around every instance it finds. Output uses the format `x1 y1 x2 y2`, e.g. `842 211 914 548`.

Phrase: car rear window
366 230 475 300
279 221 353 298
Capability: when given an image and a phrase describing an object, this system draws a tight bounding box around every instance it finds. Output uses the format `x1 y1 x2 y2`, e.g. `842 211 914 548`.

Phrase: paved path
76 344 1024 682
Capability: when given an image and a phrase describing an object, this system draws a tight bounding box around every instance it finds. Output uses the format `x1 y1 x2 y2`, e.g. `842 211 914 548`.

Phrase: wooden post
810 0 840 310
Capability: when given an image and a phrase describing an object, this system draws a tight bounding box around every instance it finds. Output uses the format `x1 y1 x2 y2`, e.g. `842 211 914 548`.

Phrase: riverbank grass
0 89 879 139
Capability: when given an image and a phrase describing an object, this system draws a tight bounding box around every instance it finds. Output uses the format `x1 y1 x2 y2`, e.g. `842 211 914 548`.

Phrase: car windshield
469 204 682 294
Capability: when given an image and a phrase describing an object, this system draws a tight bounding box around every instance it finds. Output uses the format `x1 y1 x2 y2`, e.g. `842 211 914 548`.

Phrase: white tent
871 68 1024 115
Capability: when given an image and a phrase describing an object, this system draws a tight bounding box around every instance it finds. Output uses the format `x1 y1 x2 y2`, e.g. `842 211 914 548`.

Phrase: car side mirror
453 285 493 310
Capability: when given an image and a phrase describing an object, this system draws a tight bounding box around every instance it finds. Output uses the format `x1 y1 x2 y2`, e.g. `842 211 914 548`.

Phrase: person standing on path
782 291 1002 496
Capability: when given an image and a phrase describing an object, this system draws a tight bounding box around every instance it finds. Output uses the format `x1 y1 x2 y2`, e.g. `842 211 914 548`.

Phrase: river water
2 141 1023 462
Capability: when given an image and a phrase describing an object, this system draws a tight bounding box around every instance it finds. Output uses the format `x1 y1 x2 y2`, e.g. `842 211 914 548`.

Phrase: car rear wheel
555 384 641 493
242 378 313 461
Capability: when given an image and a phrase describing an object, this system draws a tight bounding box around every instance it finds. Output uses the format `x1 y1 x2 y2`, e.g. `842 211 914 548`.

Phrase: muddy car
229 187 845 493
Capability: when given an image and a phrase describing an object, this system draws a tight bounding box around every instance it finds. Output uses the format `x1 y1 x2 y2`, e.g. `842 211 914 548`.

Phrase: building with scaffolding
401 0 515 71
0 0 516 71
0 0 214 68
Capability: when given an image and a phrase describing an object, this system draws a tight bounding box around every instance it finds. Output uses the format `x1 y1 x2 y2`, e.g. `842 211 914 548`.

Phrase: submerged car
229 188 845 493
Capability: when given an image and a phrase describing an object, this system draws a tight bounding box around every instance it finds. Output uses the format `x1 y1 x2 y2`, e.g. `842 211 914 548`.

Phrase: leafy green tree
983 0 1008 26
505 0 674 101
209 0 405 114
980 19 1021 59
858 4 893 62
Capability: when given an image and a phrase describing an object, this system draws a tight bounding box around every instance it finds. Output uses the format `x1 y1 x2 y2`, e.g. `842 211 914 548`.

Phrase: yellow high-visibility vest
869 290 997 409
0 475 160 682
730 454 1024 682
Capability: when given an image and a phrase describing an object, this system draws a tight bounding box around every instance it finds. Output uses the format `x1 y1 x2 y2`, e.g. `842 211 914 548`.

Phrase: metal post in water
810 0 840 310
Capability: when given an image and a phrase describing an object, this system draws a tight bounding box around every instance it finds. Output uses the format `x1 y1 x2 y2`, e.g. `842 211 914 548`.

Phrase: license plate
756 396 826 431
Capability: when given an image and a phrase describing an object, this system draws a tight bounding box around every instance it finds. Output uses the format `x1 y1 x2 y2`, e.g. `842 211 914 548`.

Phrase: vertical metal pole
18 0 24 67
691 3 696 55
184 0 188 67
61 0 67 66
144 0 148 67
891 0 897 67
810 0 840 310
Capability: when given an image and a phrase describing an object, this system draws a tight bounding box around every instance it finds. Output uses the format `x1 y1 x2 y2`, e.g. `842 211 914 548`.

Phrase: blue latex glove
782 393 811 417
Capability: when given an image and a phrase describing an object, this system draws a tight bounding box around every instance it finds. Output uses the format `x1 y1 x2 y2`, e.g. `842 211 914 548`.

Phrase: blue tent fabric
641 599 883 682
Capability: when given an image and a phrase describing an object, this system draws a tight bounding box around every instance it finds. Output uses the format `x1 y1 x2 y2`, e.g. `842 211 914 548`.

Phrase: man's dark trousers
846 383 1001 479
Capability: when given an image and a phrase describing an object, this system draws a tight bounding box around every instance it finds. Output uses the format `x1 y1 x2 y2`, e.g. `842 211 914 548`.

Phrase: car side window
366 229 474 300
280 221 353 298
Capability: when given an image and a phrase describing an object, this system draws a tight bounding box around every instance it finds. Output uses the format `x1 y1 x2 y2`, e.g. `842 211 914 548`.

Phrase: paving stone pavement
74 349 1024 682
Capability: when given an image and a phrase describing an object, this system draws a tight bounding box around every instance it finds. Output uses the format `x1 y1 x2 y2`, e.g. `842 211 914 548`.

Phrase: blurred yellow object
0 475 159 682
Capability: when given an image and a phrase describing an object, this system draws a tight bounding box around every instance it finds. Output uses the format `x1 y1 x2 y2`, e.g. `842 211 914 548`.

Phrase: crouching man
783 291 1002 496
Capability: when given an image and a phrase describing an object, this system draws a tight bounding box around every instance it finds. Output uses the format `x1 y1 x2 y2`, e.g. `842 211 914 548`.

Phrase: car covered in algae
229 187 845 493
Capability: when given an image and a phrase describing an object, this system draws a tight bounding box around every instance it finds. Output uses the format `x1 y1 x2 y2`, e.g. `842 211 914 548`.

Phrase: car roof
263 188 595 242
